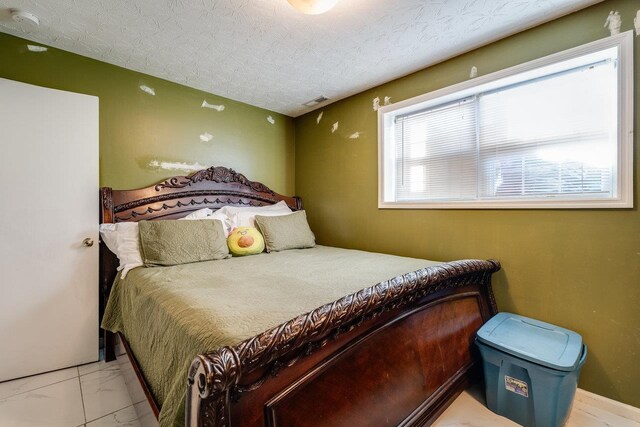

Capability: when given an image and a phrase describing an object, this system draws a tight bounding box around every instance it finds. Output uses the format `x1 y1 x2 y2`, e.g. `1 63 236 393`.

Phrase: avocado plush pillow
138 219 230 266
227 227 265 256
254 211 316 253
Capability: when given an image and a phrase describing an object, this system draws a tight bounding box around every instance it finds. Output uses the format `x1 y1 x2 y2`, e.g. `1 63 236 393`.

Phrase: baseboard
575 388 640 423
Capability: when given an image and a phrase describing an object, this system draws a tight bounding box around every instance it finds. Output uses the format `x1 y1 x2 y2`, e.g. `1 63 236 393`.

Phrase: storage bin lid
477 312 583 371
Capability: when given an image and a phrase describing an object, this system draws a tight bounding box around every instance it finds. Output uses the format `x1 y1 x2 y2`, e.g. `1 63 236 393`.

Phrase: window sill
378 199 633 210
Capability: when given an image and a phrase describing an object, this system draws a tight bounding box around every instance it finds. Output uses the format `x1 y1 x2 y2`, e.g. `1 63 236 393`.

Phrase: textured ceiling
0 0 600 116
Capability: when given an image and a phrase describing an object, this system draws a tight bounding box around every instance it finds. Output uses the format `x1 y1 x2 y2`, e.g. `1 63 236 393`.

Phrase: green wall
0 32 295 193
295 0 640 406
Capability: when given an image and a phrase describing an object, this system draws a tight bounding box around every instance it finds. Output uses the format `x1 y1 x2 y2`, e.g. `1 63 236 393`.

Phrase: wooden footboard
186 259 500 427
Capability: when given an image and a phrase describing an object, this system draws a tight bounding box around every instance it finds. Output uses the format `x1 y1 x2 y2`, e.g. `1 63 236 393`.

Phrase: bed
99 166 501 427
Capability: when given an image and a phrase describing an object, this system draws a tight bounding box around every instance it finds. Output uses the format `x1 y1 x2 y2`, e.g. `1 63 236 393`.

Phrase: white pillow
182 208 213 219
99 222 143 278
234 209 292 228
223 201 292 230
181 208 233 235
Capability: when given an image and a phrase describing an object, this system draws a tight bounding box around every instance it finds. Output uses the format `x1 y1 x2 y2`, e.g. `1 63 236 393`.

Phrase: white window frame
378 31 634 209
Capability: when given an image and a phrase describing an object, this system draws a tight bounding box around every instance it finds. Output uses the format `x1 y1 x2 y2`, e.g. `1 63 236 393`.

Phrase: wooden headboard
100 166 301 224
98 166 302 359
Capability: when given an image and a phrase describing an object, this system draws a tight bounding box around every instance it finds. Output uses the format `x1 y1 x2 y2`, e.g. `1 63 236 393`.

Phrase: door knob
82 238 94 247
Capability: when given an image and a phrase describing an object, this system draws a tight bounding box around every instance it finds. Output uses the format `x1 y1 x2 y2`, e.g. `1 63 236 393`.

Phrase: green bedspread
102 245 439 426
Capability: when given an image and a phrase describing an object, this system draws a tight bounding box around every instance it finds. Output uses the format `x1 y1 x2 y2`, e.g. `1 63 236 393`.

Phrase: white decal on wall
373 96 381 111
27 45 47 52
200 132 213 142
470 66 478 78
634 10 640 36
604 10 622 36
139 85 155 96
149 160 205 172
267 115 275 124
201 100 225 111
331 121 339 133
349 132 361 139
383 96 392 106
317 111 323 124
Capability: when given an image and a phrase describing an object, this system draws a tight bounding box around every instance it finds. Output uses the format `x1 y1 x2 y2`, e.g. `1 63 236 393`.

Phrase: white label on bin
505 376 529 397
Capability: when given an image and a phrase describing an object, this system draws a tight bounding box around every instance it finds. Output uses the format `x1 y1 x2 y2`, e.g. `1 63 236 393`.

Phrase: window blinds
393 59 618 203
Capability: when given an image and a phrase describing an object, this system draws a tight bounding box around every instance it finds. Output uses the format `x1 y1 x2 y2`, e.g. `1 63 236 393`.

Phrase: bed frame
99 166 500 427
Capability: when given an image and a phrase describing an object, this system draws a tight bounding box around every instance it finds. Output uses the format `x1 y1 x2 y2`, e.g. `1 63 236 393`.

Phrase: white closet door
0 78 99 381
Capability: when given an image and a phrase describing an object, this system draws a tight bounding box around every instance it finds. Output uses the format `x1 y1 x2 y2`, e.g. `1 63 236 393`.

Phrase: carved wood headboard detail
98 166 303 359
100 166 302 224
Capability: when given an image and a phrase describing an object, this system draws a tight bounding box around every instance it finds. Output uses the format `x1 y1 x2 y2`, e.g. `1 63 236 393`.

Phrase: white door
0 78 99 381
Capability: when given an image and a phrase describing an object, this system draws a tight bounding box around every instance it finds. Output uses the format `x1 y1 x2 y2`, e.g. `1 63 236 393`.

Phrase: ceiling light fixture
9 9 40 26
287 0 340 15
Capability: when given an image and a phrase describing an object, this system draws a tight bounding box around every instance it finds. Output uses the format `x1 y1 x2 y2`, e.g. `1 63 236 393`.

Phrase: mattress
101 245 440 427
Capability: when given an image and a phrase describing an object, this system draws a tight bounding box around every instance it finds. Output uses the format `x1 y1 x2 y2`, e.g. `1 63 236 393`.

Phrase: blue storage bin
476 313 587 427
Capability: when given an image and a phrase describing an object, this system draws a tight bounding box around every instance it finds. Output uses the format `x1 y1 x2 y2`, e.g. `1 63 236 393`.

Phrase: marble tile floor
0 358 157 427
1 358 638 427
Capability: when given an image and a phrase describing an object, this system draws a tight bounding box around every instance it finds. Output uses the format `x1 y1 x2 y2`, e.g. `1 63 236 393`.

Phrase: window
379 32 633 209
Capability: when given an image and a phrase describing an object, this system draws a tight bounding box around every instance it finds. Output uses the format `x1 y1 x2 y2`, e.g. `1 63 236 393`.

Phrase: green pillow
138 219 230 266
254 211 316 253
